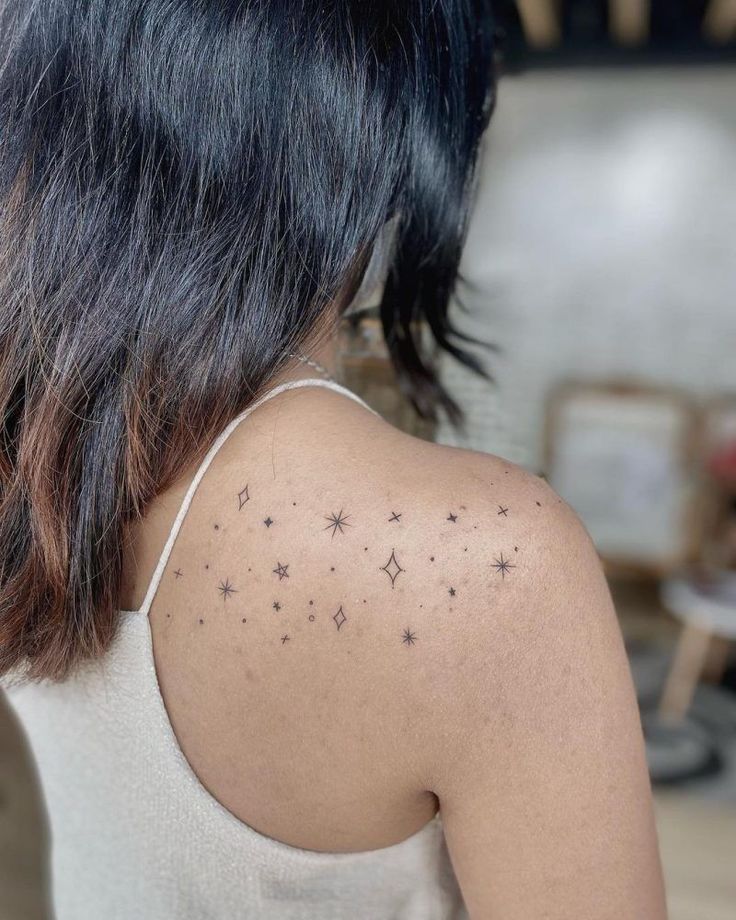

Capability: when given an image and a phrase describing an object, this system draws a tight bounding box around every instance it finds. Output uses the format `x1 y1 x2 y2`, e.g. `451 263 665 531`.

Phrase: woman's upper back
8 378 666 919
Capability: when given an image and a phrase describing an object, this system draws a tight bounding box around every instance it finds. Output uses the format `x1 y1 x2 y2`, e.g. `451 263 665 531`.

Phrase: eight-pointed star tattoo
324 509 351 538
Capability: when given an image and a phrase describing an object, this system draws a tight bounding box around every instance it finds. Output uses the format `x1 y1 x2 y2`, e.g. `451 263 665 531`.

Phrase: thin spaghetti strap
137 378 378 616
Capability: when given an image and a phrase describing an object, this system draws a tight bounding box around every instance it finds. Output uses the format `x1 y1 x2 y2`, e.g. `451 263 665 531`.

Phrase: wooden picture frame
544 381 702 577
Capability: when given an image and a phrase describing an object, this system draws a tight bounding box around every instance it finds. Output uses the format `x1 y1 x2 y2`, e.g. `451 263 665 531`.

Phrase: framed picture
545 382 701 576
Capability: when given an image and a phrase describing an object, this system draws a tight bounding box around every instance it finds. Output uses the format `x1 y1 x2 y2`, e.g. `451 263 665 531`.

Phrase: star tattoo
273 562 289 581
401 628 417 646
218 578 237 600
447 512 457 523
491 553 516 579
324 509 351 538
381 548 405 588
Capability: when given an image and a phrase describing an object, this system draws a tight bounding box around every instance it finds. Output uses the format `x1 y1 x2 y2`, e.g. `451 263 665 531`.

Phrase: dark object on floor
643 710 723 786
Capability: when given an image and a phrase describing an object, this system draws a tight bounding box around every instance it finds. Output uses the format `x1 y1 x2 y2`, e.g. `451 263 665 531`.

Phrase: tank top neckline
122 377 378 617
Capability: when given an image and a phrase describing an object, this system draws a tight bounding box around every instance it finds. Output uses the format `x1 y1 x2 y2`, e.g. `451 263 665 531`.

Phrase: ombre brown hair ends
0 0 495 680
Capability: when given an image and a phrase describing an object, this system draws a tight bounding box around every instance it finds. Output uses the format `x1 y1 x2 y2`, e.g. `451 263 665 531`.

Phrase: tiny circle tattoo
308 614 315 622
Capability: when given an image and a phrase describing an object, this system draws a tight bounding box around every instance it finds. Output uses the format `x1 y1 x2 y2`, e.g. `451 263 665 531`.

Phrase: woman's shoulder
142 387 631 852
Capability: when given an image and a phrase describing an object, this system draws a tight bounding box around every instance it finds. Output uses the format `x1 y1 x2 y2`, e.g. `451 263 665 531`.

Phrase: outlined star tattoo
273 562 289 581
381 548 405 588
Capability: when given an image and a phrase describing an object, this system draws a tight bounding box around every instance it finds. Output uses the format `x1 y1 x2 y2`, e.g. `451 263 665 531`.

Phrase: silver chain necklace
287 351 335 382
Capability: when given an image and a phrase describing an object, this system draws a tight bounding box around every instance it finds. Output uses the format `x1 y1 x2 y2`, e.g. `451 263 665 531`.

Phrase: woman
0 2 666 918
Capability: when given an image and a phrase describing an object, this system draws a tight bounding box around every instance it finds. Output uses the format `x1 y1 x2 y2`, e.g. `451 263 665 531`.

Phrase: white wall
439 68 736 470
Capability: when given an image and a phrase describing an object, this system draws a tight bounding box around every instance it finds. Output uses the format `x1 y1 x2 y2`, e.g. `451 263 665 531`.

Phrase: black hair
0 0 496 678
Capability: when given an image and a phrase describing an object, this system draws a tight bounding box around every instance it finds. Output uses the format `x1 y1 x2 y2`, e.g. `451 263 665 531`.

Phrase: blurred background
2 2 735 918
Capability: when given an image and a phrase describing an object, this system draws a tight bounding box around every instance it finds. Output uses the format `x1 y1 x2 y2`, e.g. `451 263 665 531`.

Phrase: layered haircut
0 0 496 679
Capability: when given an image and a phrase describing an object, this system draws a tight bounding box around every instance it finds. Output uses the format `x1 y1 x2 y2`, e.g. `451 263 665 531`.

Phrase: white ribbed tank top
5 379 467 920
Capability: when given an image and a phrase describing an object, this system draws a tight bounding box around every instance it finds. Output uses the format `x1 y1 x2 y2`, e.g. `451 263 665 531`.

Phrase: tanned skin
122 338 667 920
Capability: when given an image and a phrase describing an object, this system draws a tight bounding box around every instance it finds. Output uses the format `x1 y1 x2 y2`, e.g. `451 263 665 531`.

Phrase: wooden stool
658 574 736 722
